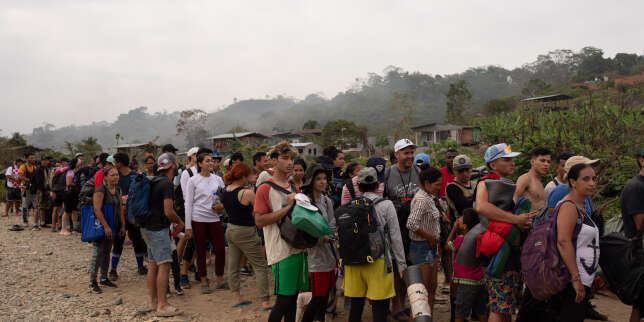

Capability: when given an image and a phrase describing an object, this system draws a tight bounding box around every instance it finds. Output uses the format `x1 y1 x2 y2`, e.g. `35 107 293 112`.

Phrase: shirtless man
513 147 551 211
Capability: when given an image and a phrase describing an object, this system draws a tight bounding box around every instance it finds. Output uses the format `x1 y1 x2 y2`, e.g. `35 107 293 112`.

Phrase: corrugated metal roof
206 132 267 140
520 94 573 102
113 143 155 148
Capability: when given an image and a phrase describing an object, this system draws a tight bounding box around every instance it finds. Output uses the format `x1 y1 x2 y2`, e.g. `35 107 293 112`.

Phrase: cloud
1 0 643 134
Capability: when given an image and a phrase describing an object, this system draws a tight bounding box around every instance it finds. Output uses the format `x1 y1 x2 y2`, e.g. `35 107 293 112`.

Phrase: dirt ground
0 207 632 321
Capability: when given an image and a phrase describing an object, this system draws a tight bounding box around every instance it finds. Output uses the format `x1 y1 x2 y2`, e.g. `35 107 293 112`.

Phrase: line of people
5 139 643 322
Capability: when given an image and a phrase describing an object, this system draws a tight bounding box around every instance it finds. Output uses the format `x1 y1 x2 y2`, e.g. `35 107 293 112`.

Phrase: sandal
231 300 252 307
155 306 183 317
8 225 24 231
215 282 228 290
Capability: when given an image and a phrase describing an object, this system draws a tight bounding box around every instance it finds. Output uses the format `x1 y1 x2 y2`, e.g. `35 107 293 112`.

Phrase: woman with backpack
89 167 123 293
184 153 227 294
61 157 82 236
406 167 443 317
300 163 337 322
520 162 600 322
221 163 271 310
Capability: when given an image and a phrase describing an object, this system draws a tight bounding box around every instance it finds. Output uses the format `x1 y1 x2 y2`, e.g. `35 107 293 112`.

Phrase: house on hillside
411 123 481 147
114 143 160 169
266 129 323 145
292 142 322 158
208 132 268 153
520 94 572 112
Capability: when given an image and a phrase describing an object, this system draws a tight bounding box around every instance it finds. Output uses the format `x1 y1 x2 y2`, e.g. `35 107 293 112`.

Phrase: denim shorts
140 227 172 264
409 240 438 265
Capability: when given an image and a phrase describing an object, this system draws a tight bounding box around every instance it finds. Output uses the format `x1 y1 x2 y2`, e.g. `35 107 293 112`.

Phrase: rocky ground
0 208 632 321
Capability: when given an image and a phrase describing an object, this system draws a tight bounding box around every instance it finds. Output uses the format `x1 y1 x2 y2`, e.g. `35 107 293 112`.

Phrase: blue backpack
127 174 163 225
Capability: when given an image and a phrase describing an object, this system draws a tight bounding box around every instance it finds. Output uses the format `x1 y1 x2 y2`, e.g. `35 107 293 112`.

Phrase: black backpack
78 177 97 208
260 181 317 249
334 196 386 266
174 168 194 220
52 169 67 192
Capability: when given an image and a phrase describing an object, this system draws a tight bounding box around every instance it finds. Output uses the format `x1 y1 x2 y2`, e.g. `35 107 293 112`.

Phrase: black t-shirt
445 181 474 218
142 176 173 231
118 170 136 196
621 174 644 238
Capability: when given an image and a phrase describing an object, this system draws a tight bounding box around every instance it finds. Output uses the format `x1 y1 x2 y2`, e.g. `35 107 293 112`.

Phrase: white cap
394 138 416 152
187 147 199 157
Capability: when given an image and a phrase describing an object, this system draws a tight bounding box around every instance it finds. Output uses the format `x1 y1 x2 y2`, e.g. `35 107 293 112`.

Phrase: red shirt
94 169 104 188
439 167 455 198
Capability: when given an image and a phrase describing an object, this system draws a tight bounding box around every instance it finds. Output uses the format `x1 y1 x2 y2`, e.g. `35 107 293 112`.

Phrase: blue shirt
546 184 594 214
118 171 137 196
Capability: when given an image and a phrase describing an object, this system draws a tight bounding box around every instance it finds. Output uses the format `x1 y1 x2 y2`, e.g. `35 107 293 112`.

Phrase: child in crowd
447 208 488 322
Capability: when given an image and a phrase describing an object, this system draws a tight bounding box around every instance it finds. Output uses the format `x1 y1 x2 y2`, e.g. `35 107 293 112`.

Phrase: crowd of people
3 139 644 322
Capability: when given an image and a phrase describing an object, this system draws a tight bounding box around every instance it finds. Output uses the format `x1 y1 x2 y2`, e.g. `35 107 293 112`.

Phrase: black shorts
52 191 65 207
63 191 79 213
6 188 21 202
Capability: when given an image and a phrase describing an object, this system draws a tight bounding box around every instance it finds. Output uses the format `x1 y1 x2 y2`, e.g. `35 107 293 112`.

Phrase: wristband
571 274 580 282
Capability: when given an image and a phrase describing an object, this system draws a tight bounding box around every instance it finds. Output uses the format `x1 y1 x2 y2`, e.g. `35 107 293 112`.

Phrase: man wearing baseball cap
139 152 185 317
621 145 644 322
546 155 599 215
473 143 531 321
445 155 474 221
385 139 420 319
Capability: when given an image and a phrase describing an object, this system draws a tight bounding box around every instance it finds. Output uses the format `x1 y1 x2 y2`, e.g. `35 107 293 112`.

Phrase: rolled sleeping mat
405 265 432 322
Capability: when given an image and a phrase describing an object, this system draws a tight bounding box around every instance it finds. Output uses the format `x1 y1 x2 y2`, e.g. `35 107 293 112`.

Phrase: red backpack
521 199 582 300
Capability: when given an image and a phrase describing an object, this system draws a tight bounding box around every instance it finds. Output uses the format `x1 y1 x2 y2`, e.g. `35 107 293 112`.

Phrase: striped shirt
407 189 441 242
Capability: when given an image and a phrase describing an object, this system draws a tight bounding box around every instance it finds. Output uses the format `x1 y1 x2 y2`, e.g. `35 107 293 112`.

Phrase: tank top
576 210 600 287
222 186 255 227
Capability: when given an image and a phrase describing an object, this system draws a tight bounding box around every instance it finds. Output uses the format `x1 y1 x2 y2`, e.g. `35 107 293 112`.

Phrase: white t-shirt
185 173 225 229
544 177 565 199
5 166 20 189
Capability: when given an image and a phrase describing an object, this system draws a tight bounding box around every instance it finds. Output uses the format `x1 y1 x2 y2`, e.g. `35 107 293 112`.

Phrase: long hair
224 163 252 185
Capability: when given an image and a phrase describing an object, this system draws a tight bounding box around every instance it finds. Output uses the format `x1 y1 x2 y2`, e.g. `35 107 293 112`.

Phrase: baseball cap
74 153 84 158
357 167 378 185
394 139 416 152
414 153 430 165
453 154 472 171
157 153 177 170
106 155 115 165
212 151 223 160
162 144 179 153
484 143 521 163
187 147 199 157
366 156 387 182
563 156 599 175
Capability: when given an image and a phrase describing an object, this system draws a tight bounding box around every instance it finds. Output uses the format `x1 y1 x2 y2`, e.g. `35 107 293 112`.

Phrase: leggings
301 293 330 322
269 294 297 322
112 221 147 264
348 297 389 322
193 221 225 277
90 238 112 282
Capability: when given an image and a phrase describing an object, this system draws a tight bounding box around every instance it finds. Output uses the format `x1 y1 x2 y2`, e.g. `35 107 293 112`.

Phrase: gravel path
0 210 631 321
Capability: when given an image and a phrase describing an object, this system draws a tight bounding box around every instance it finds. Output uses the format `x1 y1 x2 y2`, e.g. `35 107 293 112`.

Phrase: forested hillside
24 47 644 150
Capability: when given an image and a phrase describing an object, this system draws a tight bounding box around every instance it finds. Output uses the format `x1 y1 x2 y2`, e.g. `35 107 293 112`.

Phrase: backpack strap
260 181 293 195
186 168 194 177
552 199 584 244
345 179 356 199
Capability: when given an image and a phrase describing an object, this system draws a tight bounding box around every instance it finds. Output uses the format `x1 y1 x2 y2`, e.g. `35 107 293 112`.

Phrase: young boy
448 209 488 322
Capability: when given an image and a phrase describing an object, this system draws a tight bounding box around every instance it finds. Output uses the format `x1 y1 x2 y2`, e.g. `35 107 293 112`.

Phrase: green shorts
271 252 309 296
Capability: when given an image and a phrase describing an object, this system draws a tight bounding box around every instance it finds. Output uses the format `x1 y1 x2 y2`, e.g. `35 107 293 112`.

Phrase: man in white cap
384 138 420 319
177 146 199 288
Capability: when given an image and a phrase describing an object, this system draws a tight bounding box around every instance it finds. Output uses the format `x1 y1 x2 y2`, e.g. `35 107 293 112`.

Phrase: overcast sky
2 0 643 134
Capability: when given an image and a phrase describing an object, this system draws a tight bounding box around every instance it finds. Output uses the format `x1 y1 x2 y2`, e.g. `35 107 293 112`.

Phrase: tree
446 80 472 125
302 120 320 130
521 79 551 97
482 97 518 115
76 137 103 158
230 125 249 133
176 109 208 148
390 92 416 140
375 135 390 150
320 119 362 149
8 132 27 146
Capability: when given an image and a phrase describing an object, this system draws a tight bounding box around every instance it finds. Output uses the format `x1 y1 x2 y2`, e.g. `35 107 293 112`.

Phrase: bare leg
630 308 640 322
156 263 171 311
147 262 158 310
51 206 58 230
176 236 187 261
427 260 438 315
60 211 71 234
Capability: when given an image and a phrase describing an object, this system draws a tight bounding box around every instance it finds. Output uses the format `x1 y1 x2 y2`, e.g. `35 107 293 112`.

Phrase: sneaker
180 275 191 289
1 213 8 217
32 225 41 231
109 270 119 281
90 281 102 294
175 285 184 295
100 279 118 288
240 265 253 276
138 266 148 275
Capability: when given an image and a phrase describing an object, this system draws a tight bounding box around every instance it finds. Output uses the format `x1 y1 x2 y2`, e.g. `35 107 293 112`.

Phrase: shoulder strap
383 167 391 198
260 181 292 195
553 178 559 186
346 179 356 199
187 168 194 177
